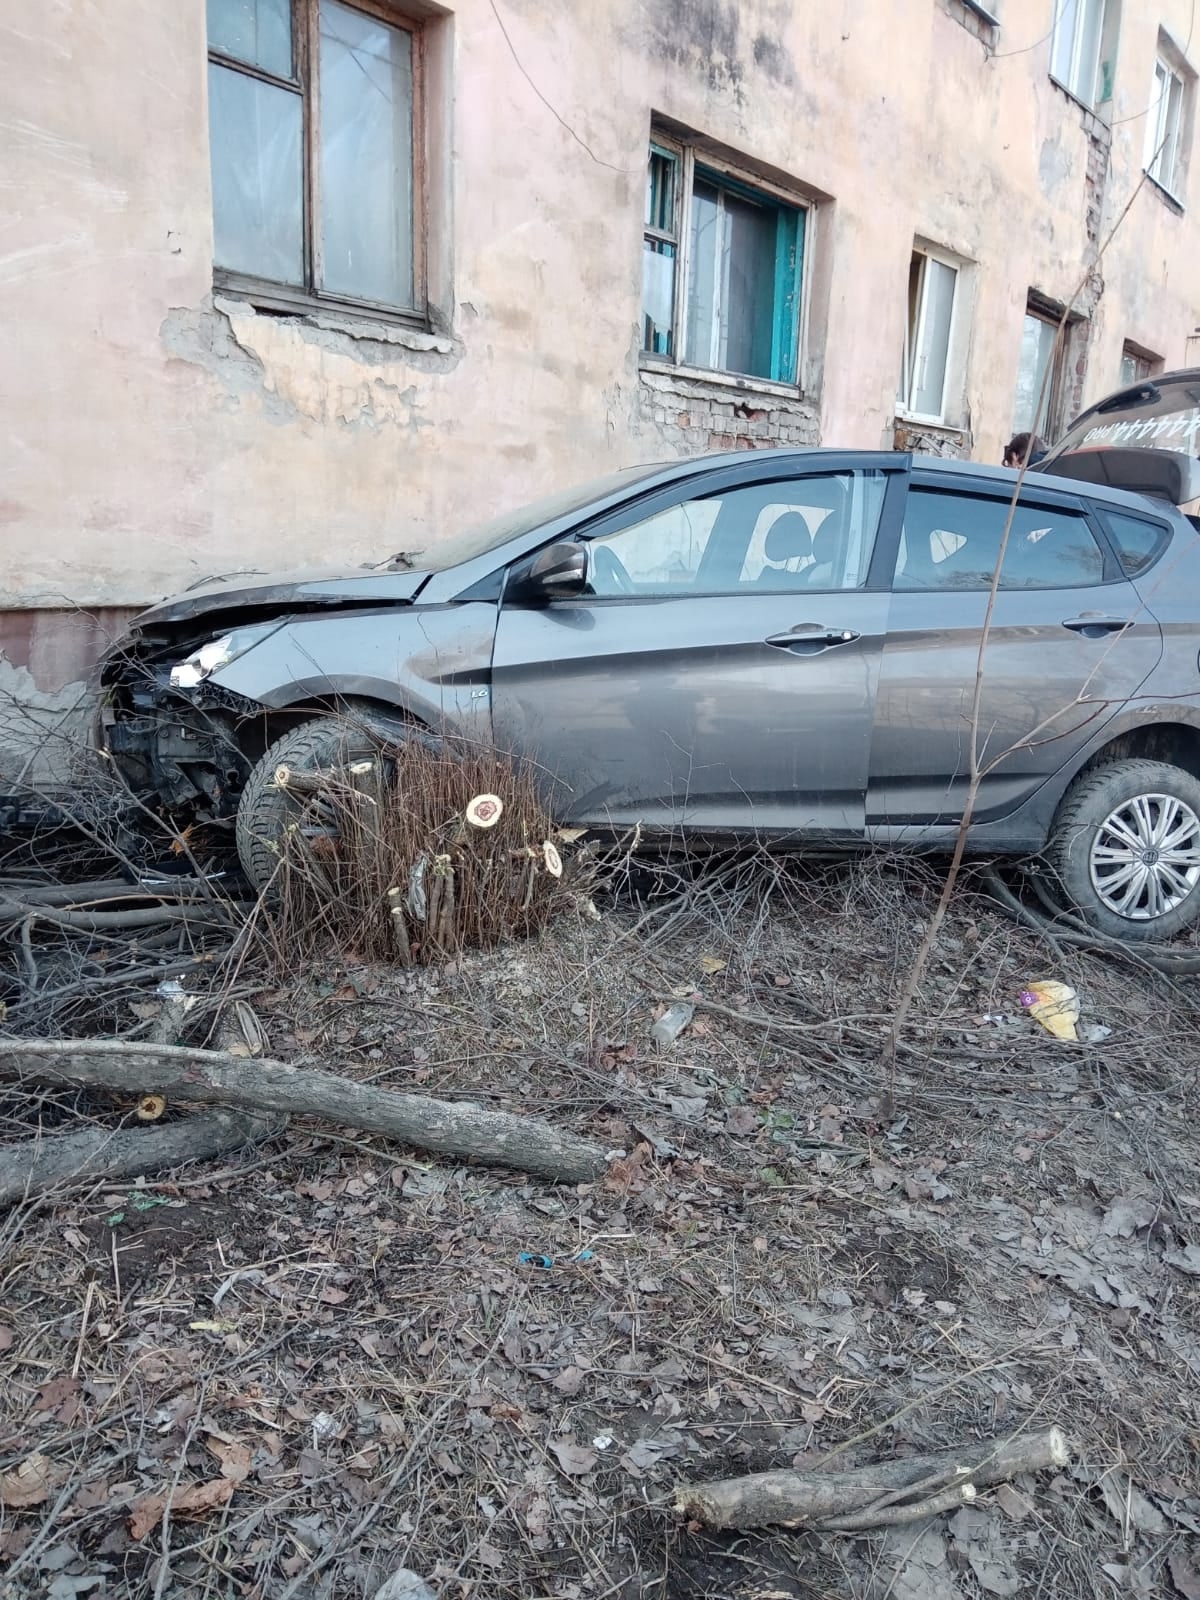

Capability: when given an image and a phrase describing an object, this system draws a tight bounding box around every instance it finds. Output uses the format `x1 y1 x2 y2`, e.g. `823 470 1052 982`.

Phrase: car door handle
1061 615 1131 637
765 627 861 654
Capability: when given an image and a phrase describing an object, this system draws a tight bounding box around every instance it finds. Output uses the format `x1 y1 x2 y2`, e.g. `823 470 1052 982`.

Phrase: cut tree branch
674 1427 1069 1531
0 1108 282 1205
0 1039 609 1185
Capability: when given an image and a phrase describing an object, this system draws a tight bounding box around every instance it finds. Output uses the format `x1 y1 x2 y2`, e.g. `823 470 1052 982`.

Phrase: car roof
636 447 1180 519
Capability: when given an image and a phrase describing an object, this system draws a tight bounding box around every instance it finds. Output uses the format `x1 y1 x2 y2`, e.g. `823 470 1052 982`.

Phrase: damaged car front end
95 563 439 828
98 621 287 821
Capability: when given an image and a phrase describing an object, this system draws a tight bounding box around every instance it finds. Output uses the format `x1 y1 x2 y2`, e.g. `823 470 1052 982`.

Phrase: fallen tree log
675 1427 1070 1531
0 1039 610 1185
0 898 234 933
3 878 225 909
0 1108 282 1205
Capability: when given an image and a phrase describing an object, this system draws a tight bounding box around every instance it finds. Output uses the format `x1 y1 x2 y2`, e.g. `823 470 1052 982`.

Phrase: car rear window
1049 378 1200 459
1096 508 1171 578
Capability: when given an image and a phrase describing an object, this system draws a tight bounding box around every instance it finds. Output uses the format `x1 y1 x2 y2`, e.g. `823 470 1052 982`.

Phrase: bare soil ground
3 855 1200 1599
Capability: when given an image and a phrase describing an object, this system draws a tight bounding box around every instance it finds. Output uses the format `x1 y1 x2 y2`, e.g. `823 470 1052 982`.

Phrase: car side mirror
507 541 588 604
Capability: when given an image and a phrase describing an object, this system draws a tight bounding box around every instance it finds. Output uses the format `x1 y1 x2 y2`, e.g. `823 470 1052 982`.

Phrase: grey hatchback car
99 369 1200 941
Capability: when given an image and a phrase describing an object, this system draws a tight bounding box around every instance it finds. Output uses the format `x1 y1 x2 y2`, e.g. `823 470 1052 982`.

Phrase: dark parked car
99 369 1200 941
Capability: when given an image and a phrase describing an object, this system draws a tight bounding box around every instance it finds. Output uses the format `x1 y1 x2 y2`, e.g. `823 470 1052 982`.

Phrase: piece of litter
650 1002 694 1050
516 1249 595 1270
592 1434 615 1450
1019 981 1079 1041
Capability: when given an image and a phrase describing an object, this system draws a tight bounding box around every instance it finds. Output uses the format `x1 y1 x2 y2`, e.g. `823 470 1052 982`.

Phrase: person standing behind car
1003 432 1048 469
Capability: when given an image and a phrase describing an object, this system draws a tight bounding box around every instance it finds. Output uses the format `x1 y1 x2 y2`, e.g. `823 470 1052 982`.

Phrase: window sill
213 292 455 357
1143 171 1186 215
940 0 999 46
212 273 451 348
894 408 964 435
639 358 807 404
1047 75 1113 138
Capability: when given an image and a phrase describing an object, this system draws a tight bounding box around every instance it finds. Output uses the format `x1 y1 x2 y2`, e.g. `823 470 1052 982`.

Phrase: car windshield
1047 375 1200 462
402 463 672 571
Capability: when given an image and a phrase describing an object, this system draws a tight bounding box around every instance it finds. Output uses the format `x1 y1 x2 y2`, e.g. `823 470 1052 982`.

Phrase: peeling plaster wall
2 0 1199 738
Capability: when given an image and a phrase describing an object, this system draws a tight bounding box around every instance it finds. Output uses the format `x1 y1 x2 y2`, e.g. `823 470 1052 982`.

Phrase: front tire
235 716 384 892
1048 758 1200 942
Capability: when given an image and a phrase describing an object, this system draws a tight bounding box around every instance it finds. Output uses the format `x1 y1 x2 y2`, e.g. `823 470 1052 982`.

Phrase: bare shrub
270 737 585 964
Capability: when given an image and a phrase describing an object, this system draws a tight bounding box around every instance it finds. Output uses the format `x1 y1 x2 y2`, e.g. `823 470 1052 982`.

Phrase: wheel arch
1073 717 1200 786
230 692 437 771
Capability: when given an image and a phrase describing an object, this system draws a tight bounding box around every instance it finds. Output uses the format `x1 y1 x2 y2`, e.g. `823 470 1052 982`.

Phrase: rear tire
235 716 386 892
1047 758 1200 942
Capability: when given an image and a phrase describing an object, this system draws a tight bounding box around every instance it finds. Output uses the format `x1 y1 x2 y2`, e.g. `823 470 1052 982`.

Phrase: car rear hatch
1038 368 1200 507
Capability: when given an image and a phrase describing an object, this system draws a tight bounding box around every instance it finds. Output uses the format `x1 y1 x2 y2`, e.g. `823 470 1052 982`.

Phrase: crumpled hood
134 563 433 627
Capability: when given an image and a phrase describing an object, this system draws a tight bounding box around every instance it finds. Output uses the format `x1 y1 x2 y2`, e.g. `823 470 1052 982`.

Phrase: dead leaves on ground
1 1452 57 1509
126 1437 252 1541
128 1478 234 1542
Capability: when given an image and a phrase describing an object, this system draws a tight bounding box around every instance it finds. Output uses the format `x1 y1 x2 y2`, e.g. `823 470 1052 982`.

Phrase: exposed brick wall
637 368 819 455
893 419 973 459
1066 120 1112 424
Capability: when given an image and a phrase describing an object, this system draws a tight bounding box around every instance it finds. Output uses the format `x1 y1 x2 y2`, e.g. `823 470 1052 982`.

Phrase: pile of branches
0 727 614 1204
270 737 587 964
0 739 253 1041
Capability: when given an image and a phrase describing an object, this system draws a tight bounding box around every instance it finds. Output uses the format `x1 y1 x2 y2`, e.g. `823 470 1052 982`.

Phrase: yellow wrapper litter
1019 981 1080 1041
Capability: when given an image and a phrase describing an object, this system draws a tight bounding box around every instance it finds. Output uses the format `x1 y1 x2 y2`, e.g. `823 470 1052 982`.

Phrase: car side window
1097 509 1171 578
586 471 887 597
893 488 1107 591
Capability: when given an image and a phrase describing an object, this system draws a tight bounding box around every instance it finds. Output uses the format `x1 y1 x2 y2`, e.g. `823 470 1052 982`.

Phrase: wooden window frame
1119 341 1161 387
639 131 811 393
208 0 426 325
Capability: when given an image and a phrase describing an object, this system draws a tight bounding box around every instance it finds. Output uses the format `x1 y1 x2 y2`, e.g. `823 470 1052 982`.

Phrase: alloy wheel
1088 792 1200 922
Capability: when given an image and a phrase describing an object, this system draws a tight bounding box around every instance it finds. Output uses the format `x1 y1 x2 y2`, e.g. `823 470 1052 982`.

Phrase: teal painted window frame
640 133 807 389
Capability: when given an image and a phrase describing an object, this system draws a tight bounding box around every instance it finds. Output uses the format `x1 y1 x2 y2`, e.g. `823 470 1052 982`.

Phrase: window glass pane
684 178 781 381
1163 71 1184 184
1099 510 1170 576
319 0 414 307
207 0 292 77
1075 0 1103 100
1013 314 1057 434
722 191 777 380
587 473 886 598
684 180 720 370
642 239 675 355
590 502 719 594
912 258 955 417
646 149 676 233
894 490 1106 591
899 252 923 405
1051 0 1079 84
739 473 887 589
1146 62 1169 173
208 60 303 284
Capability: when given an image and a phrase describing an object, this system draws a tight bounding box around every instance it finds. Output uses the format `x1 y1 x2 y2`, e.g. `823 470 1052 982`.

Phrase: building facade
1 0 1198 759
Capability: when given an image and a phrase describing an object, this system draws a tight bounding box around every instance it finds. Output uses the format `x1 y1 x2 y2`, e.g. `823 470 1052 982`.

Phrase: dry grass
270 738 586 966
